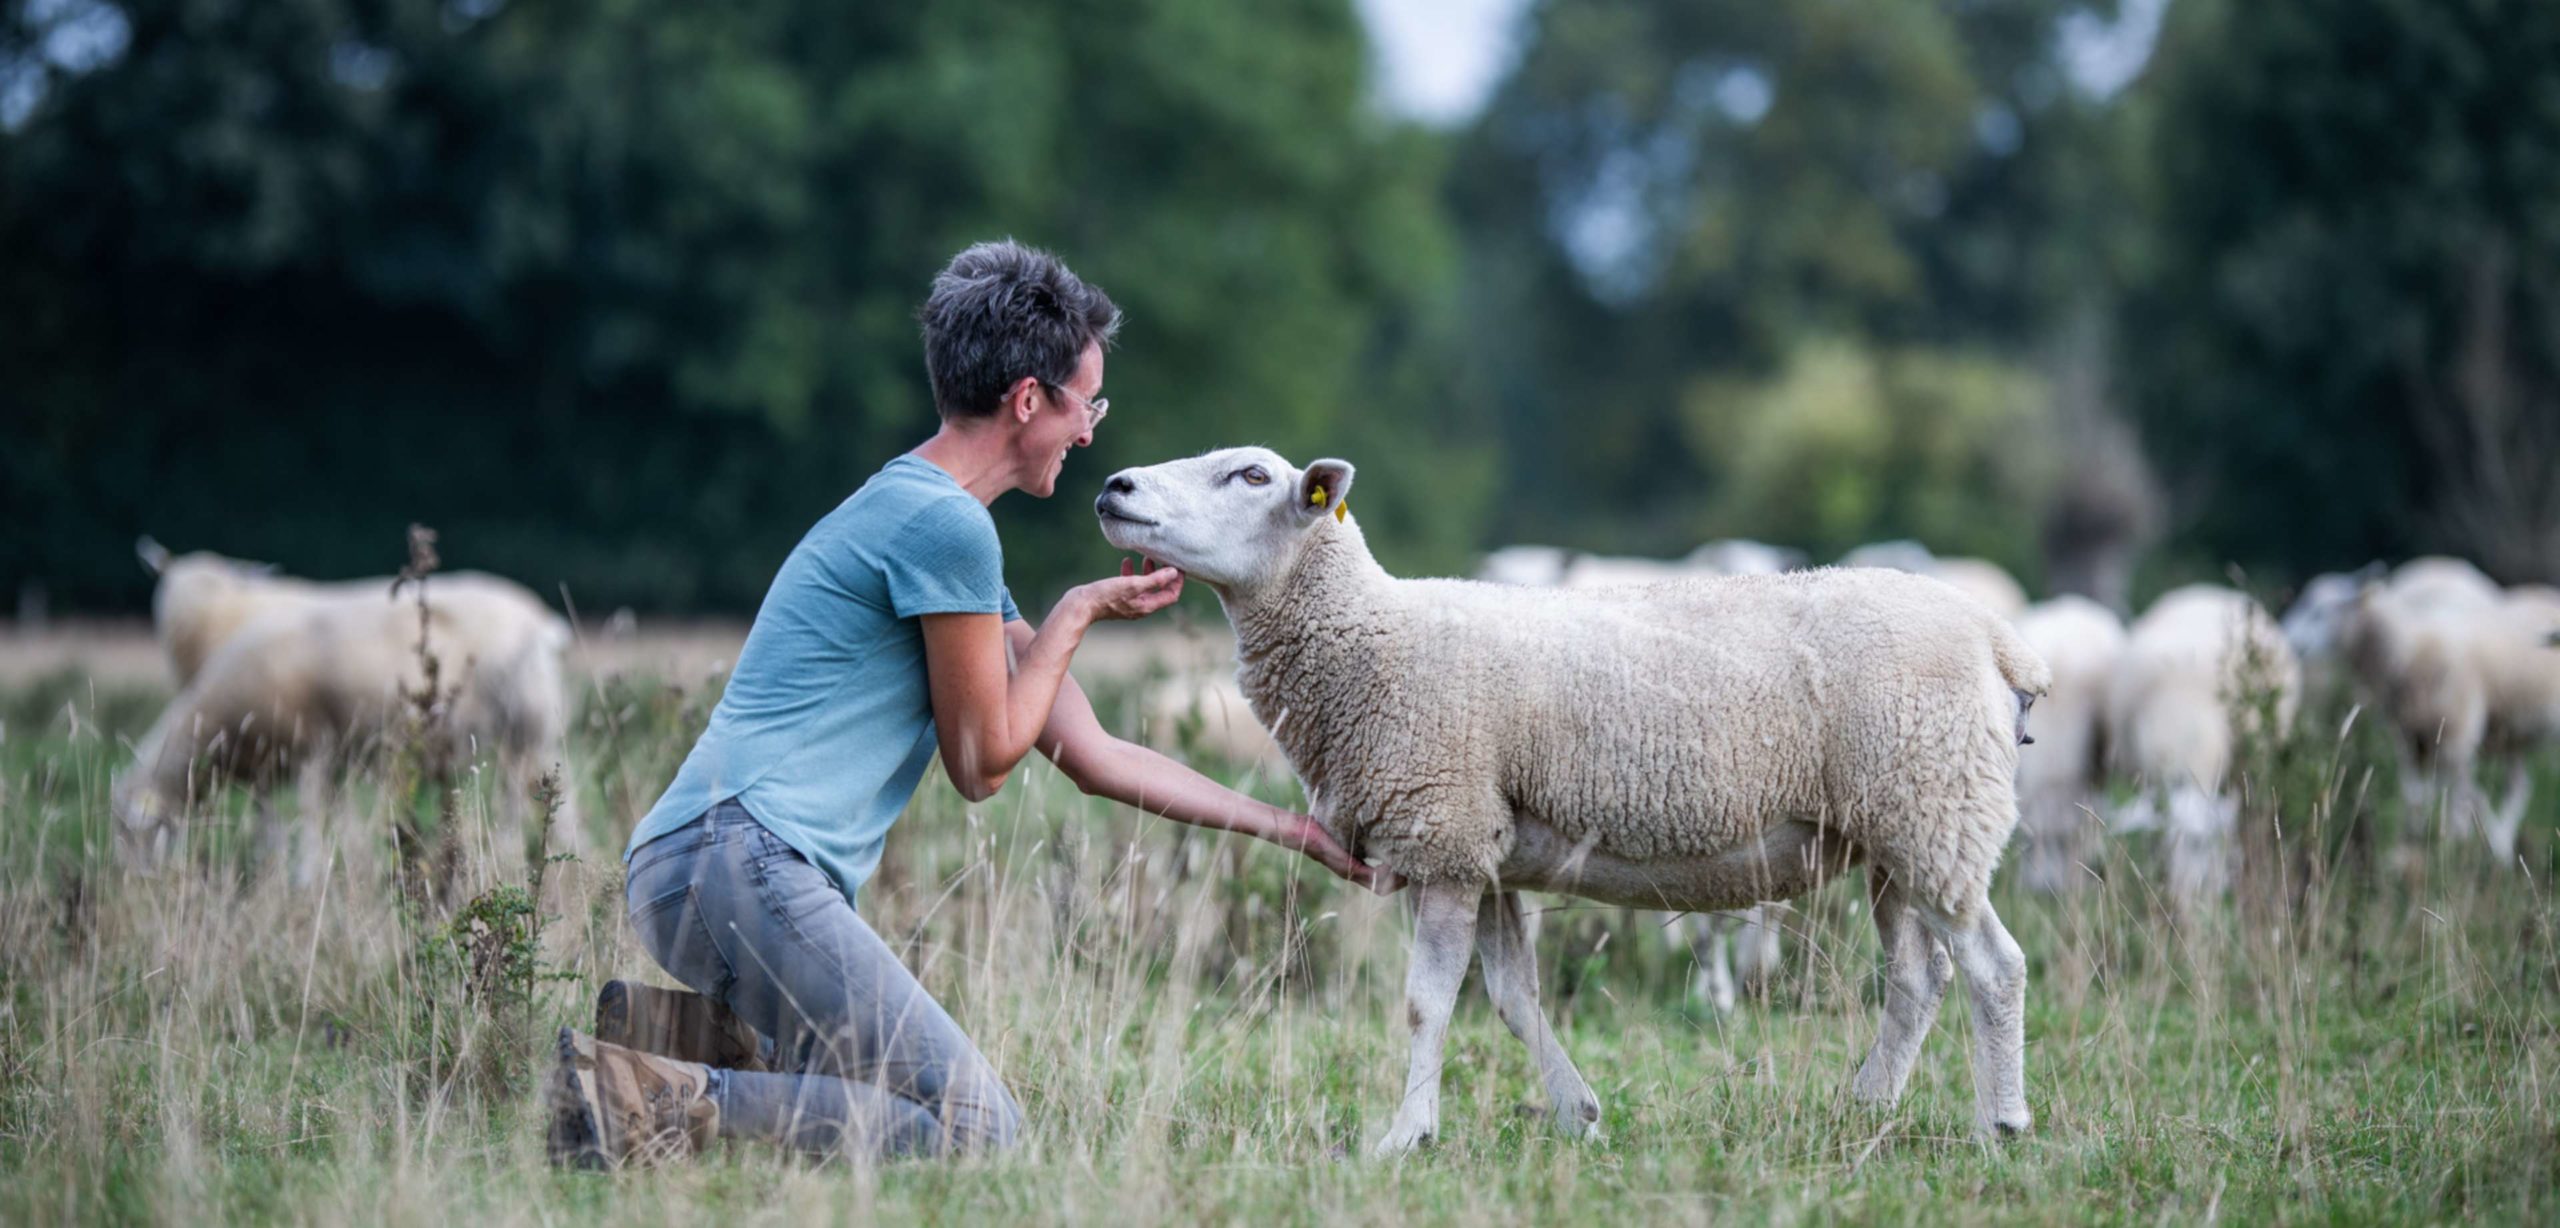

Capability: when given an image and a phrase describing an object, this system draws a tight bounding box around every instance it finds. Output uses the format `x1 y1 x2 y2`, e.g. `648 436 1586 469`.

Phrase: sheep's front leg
1373 879 1481 1157
1477 891 1600 1139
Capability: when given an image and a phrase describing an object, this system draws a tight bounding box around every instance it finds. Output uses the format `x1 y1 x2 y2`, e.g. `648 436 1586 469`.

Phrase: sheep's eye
1239 466 1270 486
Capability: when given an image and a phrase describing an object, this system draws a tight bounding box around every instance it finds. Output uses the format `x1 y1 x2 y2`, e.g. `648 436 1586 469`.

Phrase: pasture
2 622 2556 1225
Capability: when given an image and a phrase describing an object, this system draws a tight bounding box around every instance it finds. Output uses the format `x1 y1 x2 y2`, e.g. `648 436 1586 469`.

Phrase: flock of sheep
1135 525 2560 1021
107 473 2559 1154
1089 447 2558 1151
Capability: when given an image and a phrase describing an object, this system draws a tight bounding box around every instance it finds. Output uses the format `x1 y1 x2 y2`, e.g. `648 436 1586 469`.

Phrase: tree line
4 0 2552 618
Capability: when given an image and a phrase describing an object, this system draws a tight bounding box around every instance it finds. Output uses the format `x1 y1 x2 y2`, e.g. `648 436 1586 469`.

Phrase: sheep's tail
1990 618 2052 696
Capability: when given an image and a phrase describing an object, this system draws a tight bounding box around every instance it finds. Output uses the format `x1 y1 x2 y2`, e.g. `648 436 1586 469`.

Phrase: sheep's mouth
1096 504 1158 528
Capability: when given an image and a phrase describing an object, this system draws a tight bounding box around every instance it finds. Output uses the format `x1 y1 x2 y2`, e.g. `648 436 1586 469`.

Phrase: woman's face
1014 341 1105 499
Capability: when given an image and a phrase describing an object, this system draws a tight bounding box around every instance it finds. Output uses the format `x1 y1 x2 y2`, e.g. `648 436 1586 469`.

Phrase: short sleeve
1000 586 1021 622
881 497 1011 618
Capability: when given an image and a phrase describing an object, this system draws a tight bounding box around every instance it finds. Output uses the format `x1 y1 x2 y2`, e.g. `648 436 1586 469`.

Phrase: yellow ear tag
1333 497 1348 523
1310 486 1326 506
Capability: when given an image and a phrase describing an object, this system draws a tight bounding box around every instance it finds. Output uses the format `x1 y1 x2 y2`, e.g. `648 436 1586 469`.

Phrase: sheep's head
142 541 281 608
2282 568 2376 663
1094 447 1355 592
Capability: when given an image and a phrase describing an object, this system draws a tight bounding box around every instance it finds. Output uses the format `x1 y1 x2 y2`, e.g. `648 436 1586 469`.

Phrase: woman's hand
1067 558 1184 623
1272 815 1400 895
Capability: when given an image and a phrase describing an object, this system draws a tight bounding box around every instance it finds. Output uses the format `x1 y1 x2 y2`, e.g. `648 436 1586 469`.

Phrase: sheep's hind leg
2484 757 2530 865
1688 913 1738 1015
1919 897 2032 1138
1477 891 1600 1139
1731 904 1782 999
1373 879 1481 1158
1849 874 1949 1108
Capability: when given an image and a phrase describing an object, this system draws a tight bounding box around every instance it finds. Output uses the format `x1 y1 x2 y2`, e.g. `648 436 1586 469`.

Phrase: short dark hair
918 240 1123 420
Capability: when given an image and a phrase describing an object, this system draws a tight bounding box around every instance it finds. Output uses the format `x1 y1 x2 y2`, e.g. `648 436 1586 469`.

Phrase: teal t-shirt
625 454 1020 905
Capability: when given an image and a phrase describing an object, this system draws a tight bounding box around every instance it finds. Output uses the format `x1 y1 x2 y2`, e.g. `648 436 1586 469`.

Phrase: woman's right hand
1071 558 1185 622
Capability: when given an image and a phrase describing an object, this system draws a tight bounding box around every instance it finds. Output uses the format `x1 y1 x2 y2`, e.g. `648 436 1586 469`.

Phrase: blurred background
4 0 2556 621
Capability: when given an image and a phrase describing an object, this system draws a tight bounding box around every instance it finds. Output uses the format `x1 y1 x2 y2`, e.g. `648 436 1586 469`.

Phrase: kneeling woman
549 241 1373 1167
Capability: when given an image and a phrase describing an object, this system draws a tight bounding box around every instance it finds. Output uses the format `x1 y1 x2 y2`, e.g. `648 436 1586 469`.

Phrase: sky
1355 0 2170 126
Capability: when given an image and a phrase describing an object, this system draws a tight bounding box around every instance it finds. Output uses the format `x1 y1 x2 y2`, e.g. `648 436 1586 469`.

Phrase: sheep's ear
1298 458 1356 522
136 536 170 575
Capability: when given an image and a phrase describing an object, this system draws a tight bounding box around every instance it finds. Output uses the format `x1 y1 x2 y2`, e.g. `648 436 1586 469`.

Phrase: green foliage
1447 0 2136 556
0 0 1487 612
1680 337 2060 572
2126 0 2560 583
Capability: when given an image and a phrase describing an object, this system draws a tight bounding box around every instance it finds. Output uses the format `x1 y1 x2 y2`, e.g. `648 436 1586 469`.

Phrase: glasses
1043 381 1110 427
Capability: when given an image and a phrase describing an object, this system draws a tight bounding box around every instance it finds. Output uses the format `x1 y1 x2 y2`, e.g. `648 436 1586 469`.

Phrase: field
4 623 2558 1225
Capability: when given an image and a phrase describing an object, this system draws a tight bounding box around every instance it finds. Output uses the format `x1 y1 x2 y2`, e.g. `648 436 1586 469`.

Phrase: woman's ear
1006 377 1043 424
1299 458 1356 520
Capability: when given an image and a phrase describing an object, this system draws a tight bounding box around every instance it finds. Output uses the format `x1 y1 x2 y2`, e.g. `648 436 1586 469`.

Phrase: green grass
3 668 2557 1225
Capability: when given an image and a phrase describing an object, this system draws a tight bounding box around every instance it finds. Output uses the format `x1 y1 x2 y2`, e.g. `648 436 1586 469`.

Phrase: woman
548 241 1374 1168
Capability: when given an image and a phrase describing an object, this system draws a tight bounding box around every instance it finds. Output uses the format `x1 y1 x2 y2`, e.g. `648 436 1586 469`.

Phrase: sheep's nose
1104 473 1137 496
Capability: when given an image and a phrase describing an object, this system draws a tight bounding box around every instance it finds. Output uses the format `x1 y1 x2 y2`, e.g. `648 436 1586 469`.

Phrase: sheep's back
1360 569 2016 865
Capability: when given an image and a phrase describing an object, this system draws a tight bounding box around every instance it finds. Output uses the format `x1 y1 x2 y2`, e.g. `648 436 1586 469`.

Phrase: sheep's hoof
1370 1117 1436 1158
1977 1114 2032 1140
1552 1098 1603 1142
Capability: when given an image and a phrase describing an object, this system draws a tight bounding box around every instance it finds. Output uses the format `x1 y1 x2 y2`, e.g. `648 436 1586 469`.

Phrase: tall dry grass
2 648 2556 1224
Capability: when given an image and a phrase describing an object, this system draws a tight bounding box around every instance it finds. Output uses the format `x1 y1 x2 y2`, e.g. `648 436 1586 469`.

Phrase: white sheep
1474 545 1576 587
2103 585 2300 902
2341 568 2560 860
2281 567 2381 704
1837 540 2029 621
2011 596 2127 893
1136 668 1288 771
137 537 557 686
1096 447 2050 1151
117 550 577 877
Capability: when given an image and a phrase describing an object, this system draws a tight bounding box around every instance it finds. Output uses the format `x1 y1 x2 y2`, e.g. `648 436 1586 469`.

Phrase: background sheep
2103 585 2300 903
137 537 559 686
2340 569 2560 861
117 550 577 878
1136 668 1288 771
1837 540 2029 621
1097 447 2050 1152
2012 596 2127 893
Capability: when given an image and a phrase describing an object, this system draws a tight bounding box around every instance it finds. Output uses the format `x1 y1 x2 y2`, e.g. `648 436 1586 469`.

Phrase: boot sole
546 1027 610 1171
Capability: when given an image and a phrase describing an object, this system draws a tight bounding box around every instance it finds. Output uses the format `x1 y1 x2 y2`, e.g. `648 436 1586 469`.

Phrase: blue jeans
625 800 1023 1157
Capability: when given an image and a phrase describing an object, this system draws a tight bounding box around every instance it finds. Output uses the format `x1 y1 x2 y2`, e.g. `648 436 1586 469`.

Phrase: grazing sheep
2343 569 2560 860
1475 545 1576 588
1684 539 1805 578
2281 567 2383 704
137 538 562 687
1096 447 2050 1152
2103 585 2300 902
1556 553 1696 590
1137 668 1288 770
116 557 577 877
1838 541 2029 621
2011 596 2128 893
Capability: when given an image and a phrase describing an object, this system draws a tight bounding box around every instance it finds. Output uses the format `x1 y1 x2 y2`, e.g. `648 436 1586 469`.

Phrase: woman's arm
1011 620 1382 890
922 561 1183 802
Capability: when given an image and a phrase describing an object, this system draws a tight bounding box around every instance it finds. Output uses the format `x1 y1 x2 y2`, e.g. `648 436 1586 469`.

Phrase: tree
0 0 1485 613
1445 0 2137 560
2125 0 2560 582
